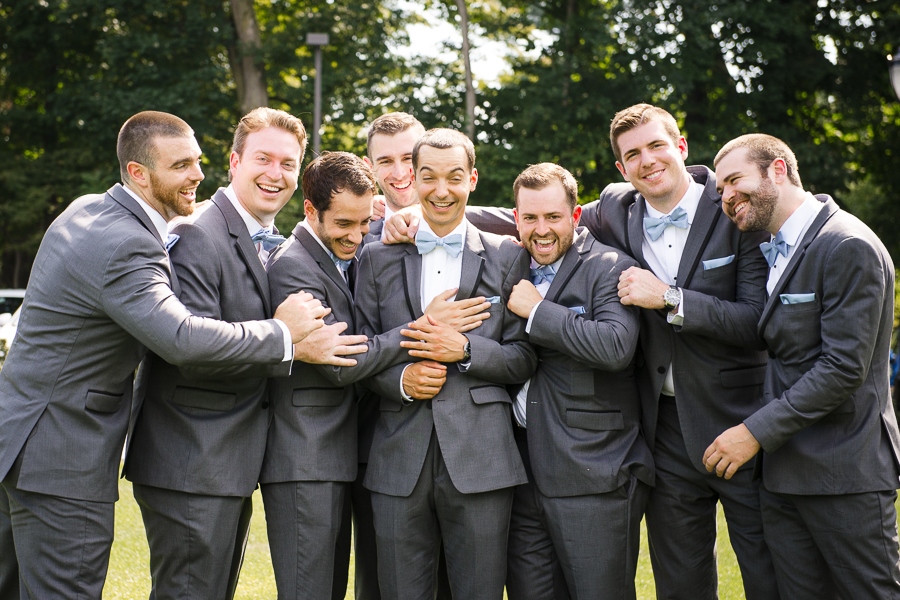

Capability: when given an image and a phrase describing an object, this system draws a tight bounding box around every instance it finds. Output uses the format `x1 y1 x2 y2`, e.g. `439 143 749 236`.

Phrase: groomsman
504 163 654 600
355 128 536 599
706 133 900 598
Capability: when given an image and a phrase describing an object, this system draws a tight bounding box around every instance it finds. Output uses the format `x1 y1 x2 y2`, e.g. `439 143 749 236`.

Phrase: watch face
664 287 680 308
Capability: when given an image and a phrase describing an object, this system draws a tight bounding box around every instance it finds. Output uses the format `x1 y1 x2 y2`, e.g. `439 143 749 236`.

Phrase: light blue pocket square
702 255 735 270
567 305 586 315
485 296 501 304
780 293 816 305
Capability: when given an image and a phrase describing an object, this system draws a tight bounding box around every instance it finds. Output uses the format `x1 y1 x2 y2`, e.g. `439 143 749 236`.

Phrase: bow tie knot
251 229 286 253
643 206 689 241
415 231 464 258
530 264 557 285
760 231 790 268
332 255 352 273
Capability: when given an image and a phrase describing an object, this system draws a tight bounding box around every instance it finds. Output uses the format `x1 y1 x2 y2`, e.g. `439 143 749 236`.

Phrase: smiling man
705 134 900 598
123 108 326 600
354 128 536 600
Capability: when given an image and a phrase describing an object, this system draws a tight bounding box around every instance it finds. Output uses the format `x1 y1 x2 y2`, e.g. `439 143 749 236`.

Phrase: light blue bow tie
332 255 352 273
164 233 180 252
530 264 557 285
643 206 689 241
251 229 287 252
415 231 463 258
760 231 790 268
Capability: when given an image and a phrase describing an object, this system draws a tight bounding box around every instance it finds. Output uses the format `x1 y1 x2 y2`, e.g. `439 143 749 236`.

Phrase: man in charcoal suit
124 107 342 599
0 111 324 599
392 104 780 599
355 128 536 600
504 163 654 600
705 133 900 598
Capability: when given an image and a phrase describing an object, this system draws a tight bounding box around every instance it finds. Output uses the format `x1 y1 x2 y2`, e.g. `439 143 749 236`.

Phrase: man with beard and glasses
705 133 900 599
0 110 327 599
385 104 780 600
124 108 360 599
504 163 653 600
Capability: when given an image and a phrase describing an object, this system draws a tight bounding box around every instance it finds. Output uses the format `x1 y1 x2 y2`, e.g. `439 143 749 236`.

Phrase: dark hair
366 112 425 155
117 111 194 182
513 163 578 212
303 151 377 214
713 133 802 187
233 107 307 160
412 128 475 172
609 103 681 163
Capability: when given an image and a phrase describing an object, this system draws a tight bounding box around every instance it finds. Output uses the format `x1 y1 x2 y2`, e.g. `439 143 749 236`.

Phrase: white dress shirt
766 192 820 295
642 180 704 396
380 205 395 242
514 256 563 428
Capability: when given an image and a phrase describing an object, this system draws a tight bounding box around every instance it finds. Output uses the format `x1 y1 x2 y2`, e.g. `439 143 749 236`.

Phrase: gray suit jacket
745 196 900 494
0 184 285 502
468 166 770 474
260 224 410 484
124 190 290 497
355 221 536 496
525 230 654 497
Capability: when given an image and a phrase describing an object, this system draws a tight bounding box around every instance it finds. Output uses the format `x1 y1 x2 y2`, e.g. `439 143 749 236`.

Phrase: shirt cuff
525 300 543 333
666 289 685 326
273 318 295 363
400 364 414 404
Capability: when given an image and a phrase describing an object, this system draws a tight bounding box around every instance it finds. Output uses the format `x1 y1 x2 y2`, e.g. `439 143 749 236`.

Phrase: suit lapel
676 180 721 289
627 196 649 269
758 197 836 335
213 190 273 315
402 244 424 317
457 223 486 300
546 230 588 303
294 224 354 309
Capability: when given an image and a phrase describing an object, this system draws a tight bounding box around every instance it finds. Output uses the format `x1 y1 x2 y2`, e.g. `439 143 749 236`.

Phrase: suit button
657 366 666 374
767 350 776 360
261 401 269 409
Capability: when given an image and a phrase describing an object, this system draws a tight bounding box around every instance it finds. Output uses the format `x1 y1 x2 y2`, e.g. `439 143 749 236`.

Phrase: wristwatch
461 339 472 362
663 285 682 311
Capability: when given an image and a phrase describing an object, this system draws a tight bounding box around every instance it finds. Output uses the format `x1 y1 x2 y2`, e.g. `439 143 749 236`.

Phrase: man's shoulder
580 231 638 271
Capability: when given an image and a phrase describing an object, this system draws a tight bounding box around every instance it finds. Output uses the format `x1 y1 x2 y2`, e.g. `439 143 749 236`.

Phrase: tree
229 0 268 113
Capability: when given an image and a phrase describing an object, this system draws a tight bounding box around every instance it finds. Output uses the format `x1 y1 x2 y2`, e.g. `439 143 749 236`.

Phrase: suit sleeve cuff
399 364 414 405
525 300 543 333
273 318 295 365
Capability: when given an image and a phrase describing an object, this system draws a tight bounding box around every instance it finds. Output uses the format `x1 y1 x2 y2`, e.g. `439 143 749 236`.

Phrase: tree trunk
454 0 476 141
229 0 267 114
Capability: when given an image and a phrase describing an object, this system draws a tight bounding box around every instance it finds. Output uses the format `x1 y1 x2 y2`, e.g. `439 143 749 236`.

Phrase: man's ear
126 161 150 188
303 198 317 223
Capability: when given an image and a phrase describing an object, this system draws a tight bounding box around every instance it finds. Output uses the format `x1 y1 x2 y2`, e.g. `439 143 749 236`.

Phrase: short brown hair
713 133 802 188
117 111 194 182
609 103 681 163
303 151 376 215
412 128 475 172
232 107 307 160
513 163 578 212
366 112 425 155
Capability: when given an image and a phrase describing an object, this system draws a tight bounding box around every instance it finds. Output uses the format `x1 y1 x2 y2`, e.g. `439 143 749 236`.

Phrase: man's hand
400 315 468 363
383 205 422 245
402 360 447 400
702 424 761 480
293 321 368 366
508 280 543 318
371 195 386 221
617 266 669 309
419 288 491 333
274 291 329 343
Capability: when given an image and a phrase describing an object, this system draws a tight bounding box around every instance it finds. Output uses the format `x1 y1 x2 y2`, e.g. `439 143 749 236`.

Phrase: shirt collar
529 255 564 271
223 184 269 236
122 184 169 241
643 180 704 224
776 192 820 246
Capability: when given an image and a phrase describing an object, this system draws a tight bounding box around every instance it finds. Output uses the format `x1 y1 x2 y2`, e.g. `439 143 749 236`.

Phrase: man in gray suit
0 111 325 599
390 104 779 598
705 133 900 598
504 163 654 600
355 128 536 600
123 107 334 599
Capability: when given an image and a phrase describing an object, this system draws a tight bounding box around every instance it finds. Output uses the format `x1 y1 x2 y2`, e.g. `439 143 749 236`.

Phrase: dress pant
132 483 251 600
370 432 513 600
261 480 347 600
645 394 780 600
760 485 900 599
506 425 647 600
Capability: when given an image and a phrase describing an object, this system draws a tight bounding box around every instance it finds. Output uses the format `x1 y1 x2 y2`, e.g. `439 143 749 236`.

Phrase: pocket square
485 296 501 304
702 255 735 270
780 293 816 305
567 305 586 315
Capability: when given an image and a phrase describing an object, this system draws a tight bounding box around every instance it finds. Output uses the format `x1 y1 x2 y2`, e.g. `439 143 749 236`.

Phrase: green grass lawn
105 477 749 599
